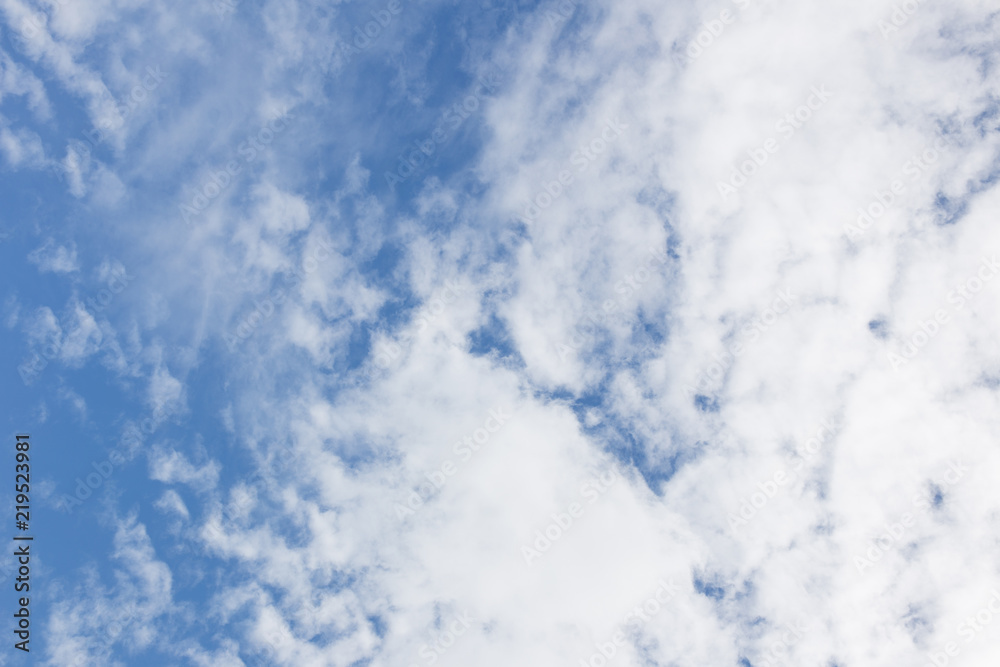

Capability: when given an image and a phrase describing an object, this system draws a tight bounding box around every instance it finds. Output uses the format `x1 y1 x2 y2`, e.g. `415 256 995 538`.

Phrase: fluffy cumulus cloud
2 0 999 665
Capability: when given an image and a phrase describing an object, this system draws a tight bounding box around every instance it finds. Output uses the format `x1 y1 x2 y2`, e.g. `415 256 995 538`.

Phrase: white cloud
0 122 46 167
183 0 999 663
59 301 102 365
153 489 190 520
0 47 52 118
44 515 175 666
27 238 79 273
148 446 220 492
57 384 87 420
0 0 121 137
25 305 61 347
3 294 20 329
147 357 186 417
20 0 1000 665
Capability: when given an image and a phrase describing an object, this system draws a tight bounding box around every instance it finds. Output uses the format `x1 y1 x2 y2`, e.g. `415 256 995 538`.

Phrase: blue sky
2 0 1000 665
